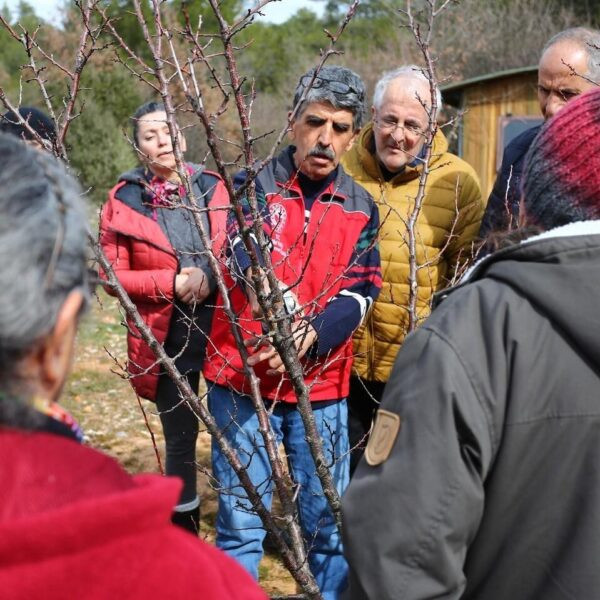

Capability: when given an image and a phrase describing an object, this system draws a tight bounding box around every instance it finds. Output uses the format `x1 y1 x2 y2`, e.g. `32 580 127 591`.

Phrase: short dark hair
131 101 166 145
0 106 56 145
292 66 366 131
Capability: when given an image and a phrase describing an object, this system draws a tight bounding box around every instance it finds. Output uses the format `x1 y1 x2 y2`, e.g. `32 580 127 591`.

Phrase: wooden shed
442 66 542 197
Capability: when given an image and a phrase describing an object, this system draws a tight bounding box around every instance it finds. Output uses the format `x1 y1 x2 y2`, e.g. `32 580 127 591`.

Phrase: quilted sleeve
99 201 176 304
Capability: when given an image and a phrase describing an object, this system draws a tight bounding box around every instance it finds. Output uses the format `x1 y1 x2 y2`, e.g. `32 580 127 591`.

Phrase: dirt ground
62 290 296 597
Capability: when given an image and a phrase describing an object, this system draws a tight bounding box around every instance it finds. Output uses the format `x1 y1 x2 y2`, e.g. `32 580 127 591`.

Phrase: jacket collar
354 122 449 185
118 163 204 188
461 220 600 285
434 220 600 309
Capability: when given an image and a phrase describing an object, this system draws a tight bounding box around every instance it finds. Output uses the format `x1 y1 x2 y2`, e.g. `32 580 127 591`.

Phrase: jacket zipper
302 209 310 244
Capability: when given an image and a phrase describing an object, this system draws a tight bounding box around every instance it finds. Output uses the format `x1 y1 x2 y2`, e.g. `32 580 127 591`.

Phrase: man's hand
175 267 211 304
175 273 189 297
245 320 318 375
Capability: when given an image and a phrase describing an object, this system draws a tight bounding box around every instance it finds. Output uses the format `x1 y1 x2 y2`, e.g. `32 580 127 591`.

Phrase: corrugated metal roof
441 65 537 93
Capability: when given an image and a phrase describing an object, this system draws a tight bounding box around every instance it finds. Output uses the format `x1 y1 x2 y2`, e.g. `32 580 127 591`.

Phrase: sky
2 0 325 26
250 0 324 22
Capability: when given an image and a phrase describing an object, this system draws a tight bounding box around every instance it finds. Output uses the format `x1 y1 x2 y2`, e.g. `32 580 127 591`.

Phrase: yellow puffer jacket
342 123 484 382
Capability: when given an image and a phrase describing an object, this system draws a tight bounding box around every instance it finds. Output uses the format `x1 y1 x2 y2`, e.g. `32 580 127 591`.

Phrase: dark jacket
479 124 541 238
342 221 600 599
0 429 267 599
99 166 228 401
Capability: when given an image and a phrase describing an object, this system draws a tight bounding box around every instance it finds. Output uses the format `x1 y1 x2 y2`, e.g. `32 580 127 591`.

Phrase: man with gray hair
341 65 483 474
479 26 600 237
203 65 381 598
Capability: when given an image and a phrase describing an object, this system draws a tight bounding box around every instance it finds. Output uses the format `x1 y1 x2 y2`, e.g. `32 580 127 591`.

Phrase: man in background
342 65 483 473
479 27 600 237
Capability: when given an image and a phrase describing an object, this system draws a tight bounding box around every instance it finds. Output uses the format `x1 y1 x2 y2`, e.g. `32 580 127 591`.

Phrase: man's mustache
307 145 335 160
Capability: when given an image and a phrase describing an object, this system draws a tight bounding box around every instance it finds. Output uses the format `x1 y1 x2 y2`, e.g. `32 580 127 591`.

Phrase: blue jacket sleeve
309 205 381 356
479 124 541 239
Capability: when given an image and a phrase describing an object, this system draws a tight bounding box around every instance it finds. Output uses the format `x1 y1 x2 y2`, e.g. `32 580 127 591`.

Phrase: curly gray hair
292 65 367 131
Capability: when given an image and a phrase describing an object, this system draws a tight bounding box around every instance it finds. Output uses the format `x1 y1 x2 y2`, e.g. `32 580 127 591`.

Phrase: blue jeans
208 383 349 600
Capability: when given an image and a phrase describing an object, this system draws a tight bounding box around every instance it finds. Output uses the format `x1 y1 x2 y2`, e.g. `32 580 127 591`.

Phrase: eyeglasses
373 117 426 137
73 267 99 316
300 75 365 101
43 207 96 303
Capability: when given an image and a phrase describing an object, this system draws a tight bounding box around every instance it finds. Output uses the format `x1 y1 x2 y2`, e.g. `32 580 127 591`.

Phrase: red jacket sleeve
206 176 230 263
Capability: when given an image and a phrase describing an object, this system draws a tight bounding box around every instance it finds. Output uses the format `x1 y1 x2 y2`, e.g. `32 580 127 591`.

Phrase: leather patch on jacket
365 410 401 466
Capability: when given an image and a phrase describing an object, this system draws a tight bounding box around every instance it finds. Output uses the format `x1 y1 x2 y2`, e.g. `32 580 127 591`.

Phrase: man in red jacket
203 66 381 599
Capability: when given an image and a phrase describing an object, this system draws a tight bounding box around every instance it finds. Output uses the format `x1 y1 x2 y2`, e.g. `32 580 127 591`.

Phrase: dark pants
348 376 386 476
155 371 200 506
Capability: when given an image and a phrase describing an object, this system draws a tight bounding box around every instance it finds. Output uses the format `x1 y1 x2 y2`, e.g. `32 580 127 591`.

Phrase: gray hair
372 65 442 111
292 65 366 131
0 133 90 410
543 27 600 81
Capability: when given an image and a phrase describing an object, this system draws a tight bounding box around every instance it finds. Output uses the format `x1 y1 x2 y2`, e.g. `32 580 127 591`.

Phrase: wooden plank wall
461 72 539 197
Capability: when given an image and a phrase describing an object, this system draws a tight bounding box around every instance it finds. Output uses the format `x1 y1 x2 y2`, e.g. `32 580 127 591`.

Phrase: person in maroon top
0 132 266 600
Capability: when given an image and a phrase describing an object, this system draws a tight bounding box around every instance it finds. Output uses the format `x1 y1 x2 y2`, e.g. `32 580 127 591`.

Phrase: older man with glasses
341 65 483 475
203 65 381 599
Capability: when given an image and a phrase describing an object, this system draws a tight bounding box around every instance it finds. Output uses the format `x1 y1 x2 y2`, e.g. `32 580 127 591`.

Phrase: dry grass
62 290 296 597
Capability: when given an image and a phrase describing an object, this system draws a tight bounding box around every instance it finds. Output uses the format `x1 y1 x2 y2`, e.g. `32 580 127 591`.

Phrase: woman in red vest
100 102 228 534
